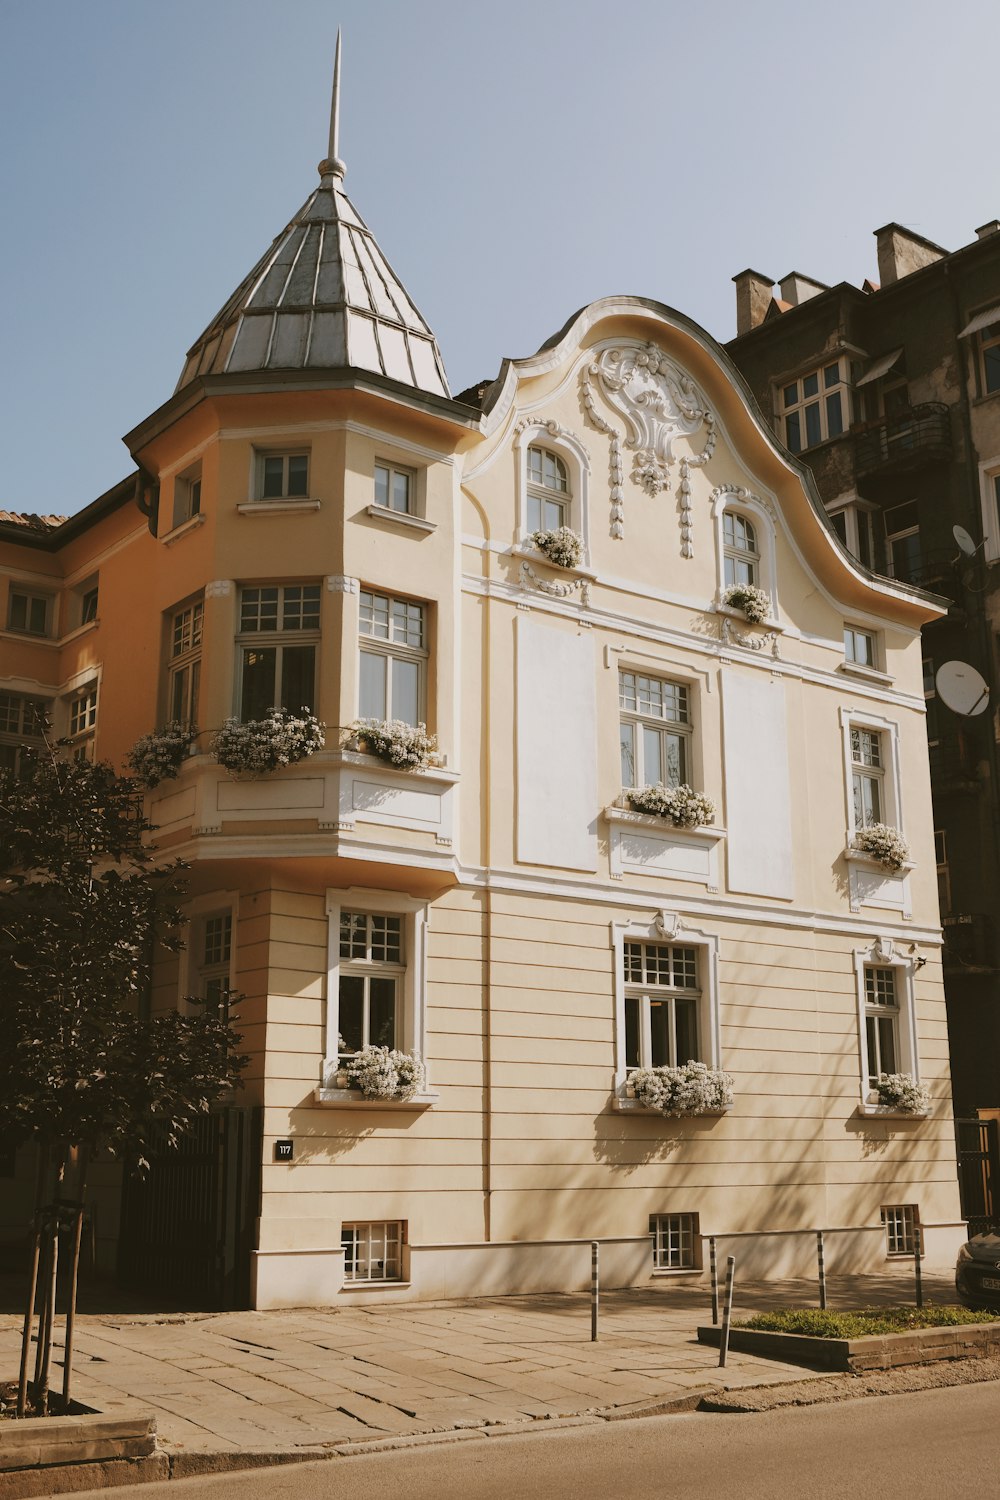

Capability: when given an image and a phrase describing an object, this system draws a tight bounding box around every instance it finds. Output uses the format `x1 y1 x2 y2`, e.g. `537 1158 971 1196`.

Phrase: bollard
591 1240 599 1341
817 1229 827 1310
914 1224 923 1309
718 1255 735 1368
710 1236 719 1325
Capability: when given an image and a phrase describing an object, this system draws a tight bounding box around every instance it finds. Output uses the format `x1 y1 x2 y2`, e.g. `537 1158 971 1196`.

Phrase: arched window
723 513 758 587
526 446 569 532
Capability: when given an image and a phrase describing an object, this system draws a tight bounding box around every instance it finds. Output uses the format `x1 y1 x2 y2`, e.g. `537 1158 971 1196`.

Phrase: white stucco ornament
581 341 716 553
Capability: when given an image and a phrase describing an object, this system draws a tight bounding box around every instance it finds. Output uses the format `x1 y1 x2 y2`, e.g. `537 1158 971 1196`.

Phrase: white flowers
342 1046 426 1101
126 722 196 787
875 1072 930 1113
346 718 441 771
852 822 910 871
212 708 325 776
625 783 716 828
529 527 584 569
723 584 770 624
629 1061 734 1116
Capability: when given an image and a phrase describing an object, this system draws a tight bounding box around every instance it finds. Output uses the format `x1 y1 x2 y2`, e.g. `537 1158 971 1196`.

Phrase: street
75 1382 1000 1499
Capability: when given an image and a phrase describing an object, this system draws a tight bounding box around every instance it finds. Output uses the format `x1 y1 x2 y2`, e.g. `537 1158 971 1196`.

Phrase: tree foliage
0 746 246 1166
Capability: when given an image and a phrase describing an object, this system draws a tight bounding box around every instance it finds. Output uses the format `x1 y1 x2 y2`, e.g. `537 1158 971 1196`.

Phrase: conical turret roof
176 38 450 400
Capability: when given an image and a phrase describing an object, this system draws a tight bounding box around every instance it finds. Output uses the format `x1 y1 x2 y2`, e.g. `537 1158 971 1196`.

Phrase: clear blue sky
3 0 998 516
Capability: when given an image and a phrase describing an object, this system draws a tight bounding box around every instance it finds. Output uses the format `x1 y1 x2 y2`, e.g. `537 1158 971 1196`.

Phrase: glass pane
287 455 309 496
241 648 276 721
830 511 848 545
858 513 875 570
824 363 841 389
392 471 410 513
643 725 663 785
29 597 48 633
782 382 798 407
866 1014 878 1082
392 657 419 726
785 411 801 453
675 998 698 1064
877 1015 897 1074
984 343 1000 394
170 665 189 723
826 392 844 438
625 996 640 1069
9 595 26 630
620 722 635 788
543 497 565 530
527 495 542 532
374 464 389 507
665 731 685 786
279 645 315 712
262 456 284 498
803 372 819 398
359 651 387 719
369 977 396 1049
339 976 365 1054
649 1000 671 1067
805 402 822 447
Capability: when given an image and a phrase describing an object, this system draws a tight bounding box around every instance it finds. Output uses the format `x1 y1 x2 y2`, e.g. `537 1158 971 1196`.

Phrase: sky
3 0 999 516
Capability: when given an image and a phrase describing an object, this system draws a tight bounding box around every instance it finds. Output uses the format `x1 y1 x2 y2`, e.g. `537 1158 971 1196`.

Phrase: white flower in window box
528 526 584 569
625 783 716 828
852 822 910 872
126 721 197 787
212 708 325 777
874 1072 930 1114
628 1061 734 1116
343 1045 426 1101
344 718 441 771
722 584 770 624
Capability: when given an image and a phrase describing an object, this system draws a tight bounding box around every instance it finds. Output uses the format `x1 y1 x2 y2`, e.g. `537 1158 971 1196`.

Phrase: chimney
976 220 1000 241
733 269 774 335
778 272 828 308
874 223 947 285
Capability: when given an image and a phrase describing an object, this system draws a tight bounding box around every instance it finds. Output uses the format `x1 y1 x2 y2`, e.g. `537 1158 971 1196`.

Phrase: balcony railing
853 403 952 475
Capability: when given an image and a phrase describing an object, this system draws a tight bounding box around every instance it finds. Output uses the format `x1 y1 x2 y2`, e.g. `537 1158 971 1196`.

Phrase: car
956 1231 1000 1310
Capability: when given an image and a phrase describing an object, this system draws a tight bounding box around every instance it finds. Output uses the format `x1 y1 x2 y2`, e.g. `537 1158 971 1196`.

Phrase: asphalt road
82 1383 1000 1500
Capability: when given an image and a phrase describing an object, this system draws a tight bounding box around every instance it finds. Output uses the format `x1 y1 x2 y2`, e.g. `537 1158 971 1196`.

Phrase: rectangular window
191 911 233 1018
935 829 950 914
0 692 47 772
851 726 883 829
68 684 98 738
168 599 204 727
865 965 899 1086
624 940 700 1070
781 360 849 453
980 322 1000 395
341 1221 403 1282
881 1204 918 1256
237 583 320 720
884 500 921 583
358 589 426 727
338 910 403 1058
173 466 202 529
650 1213 699 1270
619 671 690 790
8 589 51 636
80 586 99 625
844 627 876 670
258 452 309 501
374 461 413 515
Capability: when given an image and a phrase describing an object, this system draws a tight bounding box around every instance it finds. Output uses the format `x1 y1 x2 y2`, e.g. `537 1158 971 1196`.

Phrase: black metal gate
955 1116 1000 1237
118 1106 261 1309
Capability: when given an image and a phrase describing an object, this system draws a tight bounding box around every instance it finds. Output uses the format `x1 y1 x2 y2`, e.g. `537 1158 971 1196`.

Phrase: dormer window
723 513 758 587
526 447 569 532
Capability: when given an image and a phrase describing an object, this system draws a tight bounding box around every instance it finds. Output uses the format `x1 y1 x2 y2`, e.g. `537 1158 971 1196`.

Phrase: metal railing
853 402 951 474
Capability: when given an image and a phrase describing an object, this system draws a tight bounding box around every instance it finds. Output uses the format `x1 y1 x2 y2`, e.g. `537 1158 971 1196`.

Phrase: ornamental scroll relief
581 341 716 555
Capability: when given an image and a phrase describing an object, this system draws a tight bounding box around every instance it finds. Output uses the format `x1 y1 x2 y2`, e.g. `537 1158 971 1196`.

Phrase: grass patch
734 1305 1000 1338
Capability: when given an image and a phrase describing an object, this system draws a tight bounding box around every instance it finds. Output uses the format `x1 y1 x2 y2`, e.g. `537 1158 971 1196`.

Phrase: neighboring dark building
727 222 1000 1117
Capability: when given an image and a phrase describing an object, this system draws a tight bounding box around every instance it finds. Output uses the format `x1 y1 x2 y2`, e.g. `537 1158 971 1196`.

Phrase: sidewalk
0 1275 957 1461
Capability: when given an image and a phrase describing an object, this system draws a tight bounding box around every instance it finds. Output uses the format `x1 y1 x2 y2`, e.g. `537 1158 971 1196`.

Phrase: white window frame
178 892 239 1011
7 585 54 638
323 889 429 1090
883 499 921 582
611 913 721 1094
0 690 49 772
619 669 693 791
650 1212 700 1271
167 596 204 729
979 320 1000 397
66 681 98 741
236 582 321 720
357 588 427 727
254 449 310 502
777 357 851 453
513 420 590 561
373 459 416 516
881 1204 919 1257
843 625 879 672
826 498 879 572
172 463 203 530
711 486 778 619
852 938 920 1110
341 1220 405 1282
722 511 759 588
840 707 903 840
977 455 1000 563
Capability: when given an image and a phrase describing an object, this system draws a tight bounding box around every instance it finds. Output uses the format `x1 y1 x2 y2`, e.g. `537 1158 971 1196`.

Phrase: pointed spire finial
319 29 346 181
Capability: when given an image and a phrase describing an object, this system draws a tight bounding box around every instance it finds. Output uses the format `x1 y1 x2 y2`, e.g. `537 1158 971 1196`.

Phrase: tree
0 744 247 1414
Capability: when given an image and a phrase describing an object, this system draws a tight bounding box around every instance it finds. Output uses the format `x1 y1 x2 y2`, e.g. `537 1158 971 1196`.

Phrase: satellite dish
936 660 990 717
953 525 978 557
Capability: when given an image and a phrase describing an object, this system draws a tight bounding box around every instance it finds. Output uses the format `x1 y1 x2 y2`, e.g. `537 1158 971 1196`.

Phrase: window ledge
237 499 322 515
365 504 436 533
314 1086 439 1110
651 1268 702 1278
844 847 915 874
341 1280 411 1290
510 543 596 581
838 661 894 686
613 1096 731 1117
857 1101 930 1119
161 513 206 545
714 601 783 632
59 619 99 645
604 806 726 840
336 749 459 785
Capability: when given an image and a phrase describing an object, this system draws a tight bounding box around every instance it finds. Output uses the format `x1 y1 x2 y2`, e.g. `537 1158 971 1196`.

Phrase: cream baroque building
0 79 964 1304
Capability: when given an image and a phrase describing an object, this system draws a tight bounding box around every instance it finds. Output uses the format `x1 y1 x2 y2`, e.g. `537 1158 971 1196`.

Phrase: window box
313 1084 438 1109
605 806 725 889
